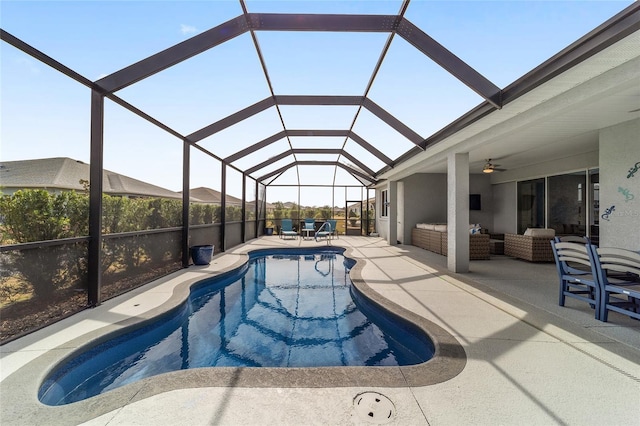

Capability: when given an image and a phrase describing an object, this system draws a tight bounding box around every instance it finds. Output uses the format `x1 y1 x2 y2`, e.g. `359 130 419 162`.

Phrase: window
381 190 388 217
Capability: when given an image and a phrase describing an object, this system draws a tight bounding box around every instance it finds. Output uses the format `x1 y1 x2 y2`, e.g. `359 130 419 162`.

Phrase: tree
273 202 285 220
348 209 359 226
303 207 317 219
318 205 332 220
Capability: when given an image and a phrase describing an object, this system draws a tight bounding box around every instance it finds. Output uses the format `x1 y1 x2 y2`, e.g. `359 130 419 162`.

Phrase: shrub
0 190 89 298
0 190 191 299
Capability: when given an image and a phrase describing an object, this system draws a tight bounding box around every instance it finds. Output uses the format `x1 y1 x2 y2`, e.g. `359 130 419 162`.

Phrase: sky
0 0 634 206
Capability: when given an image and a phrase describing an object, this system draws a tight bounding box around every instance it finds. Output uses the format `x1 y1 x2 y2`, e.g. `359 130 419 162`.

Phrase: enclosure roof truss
90 8 503 187
2 3 638 187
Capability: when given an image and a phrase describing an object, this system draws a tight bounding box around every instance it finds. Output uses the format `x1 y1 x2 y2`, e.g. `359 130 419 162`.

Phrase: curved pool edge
0 243 466 424
345 248 467 387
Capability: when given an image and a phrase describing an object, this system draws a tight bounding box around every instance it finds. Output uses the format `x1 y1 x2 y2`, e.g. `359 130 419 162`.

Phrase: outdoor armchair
551 239 600 319
589 246 640 322
280 219 298 240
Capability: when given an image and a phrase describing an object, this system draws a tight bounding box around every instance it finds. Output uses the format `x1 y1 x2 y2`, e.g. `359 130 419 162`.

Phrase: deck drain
353 391 396 424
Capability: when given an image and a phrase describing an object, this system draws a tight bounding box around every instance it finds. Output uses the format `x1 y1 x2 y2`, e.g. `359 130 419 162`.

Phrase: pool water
39 248 434 406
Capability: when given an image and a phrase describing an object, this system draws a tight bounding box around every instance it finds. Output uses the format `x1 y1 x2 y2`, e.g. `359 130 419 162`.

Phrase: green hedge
0 189 243 300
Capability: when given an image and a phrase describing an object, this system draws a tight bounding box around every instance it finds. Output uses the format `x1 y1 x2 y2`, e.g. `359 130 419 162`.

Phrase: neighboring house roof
0 157 183 199
347 198 376 210
187 187 243 206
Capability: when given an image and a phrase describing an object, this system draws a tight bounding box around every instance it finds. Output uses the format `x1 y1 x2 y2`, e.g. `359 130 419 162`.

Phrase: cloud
16 57 40 75
180 24 197 35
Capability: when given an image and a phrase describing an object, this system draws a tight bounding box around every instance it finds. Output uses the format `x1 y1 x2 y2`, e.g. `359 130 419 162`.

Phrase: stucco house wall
492 182 517 235
599 118 640 250
377 173 494 244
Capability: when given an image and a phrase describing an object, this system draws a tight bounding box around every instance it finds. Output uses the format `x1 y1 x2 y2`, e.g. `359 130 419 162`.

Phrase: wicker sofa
504 228 556 262
411 223 490 260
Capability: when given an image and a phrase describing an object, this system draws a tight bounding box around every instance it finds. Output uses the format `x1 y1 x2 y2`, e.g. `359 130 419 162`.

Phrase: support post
88 90 104 307
221 164 226 252
255 180 259 238
366 187 371 235
447 152 470 272
241 173 247 243
182 139 190 268
387 181 398 245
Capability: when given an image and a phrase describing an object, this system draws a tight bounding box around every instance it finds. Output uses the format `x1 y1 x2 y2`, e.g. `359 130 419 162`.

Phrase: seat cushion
524 228 555 238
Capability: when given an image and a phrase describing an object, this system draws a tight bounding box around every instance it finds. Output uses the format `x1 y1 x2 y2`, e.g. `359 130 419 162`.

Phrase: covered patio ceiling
2 1 639 191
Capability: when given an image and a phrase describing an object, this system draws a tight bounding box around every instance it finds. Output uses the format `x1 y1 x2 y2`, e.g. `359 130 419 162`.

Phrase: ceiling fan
482 159 506 173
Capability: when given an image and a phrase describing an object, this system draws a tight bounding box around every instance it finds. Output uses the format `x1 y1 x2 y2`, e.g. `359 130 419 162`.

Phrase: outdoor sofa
411 223 490 260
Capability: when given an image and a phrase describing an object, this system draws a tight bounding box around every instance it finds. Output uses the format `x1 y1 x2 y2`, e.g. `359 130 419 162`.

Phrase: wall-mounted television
470 194 481 211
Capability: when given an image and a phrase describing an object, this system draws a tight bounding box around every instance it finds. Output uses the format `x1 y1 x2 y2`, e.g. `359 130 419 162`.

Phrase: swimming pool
39 247 435 406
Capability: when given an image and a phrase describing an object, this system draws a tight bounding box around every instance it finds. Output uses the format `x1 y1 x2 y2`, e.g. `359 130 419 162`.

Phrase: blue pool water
39 247 434 406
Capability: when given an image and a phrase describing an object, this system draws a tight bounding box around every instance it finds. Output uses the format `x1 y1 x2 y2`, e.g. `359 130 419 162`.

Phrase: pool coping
0 245 466 424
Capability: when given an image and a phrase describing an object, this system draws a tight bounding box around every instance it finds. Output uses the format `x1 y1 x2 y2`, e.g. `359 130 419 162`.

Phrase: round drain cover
353 391 396 424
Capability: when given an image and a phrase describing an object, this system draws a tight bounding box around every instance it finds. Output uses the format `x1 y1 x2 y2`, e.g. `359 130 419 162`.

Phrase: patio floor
1 236 639 425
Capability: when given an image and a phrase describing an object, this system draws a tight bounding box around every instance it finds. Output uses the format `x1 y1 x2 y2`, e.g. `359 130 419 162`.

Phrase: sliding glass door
547 171 587 236
589 170 599 244
516 170 598 239
517 178 545 234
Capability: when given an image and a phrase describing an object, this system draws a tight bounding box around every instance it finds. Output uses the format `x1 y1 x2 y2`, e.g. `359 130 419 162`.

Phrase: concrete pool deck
1 236 639 425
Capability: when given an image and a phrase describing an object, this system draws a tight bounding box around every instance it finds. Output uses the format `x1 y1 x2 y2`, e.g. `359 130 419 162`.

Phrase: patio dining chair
551 240 601 319
588 246 640 322
280 219 298 240
555 235 591 243
553 235 592 272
